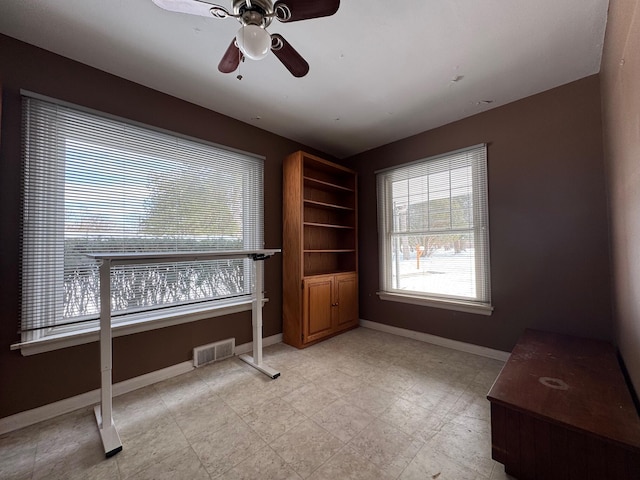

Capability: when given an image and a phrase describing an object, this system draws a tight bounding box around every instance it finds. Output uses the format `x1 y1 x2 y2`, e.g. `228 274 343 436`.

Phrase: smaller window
376 144 492 314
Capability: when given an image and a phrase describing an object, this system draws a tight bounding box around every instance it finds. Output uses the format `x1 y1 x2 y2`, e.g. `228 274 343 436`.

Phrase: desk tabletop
86 249 281 264
487 329 640 450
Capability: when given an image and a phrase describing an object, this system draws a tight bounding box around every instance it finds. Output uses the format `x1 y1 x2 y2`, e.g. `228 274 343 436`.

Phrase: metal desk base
89 249 280 457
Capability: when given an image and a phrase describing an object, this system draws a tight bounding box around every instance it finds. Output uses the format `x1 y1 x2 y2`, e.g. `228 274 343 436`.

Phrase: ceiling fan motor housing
233 0 274 27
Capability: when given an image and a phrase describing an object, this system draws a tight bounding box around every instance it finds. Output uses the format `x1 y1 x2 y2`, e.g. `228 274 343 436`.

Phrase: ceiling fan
151 0 340 77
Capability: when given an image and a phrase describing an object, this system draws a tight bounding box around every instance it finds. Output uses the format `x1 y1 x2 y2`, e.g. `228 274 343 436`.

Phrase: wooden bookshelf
283 151 358 348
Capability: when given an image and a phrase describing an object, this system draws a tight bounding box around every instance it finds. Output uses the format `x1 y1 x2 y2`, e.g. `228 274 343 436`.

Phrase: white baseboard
0 333 283 436
359 319 511 362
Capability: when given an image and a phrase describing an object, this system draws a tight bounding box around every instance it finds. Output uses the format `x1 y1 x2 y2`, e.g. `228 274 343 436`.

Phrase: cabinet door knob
332 303 338 306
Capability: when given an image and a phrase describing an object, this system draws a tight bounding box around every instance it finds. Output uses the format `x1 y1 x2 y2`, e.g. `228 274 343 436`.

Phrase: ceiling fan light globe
236 25 271 60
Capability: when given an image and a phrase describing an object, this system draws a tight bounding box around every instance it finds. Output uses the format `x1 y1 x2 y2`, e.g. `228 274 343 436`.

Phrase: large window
20 94 264 344
376 144 492 314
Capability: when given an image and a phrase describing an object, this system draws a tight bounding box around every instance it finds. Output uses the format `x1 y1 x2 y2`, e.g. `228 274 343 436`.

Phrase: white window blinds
20 94 264 338
377 144 491 311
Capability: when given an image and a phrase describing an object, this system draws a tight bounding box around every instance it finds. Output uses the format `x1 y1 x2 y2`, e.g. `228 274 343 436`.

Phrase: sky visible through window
65 140 170 237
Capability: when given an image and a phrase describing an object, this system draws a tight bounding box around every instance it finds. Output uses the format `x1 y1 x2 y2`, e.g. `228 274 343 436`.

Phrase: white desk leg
94 259 122 457
239 259 280 379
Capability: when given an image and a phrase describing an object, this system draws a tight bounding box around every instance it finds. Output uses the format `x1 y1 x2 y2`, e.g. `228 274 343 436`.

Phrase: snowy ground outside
392 247 476 298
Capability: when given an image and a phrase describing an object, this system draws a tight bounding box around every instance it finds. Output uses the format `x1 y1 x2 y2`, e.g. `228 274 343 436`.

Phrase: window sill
12 296 267 356
377 291 493 316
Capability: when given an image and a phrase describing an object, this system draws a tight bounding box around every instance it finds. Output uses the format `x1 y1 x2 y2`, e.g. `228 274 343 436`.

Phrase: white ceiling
0 0 609 158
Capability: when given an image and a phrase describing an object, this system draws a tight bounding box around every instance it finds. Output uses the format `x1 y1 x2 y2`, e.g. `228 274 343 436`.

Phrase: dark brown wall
347 75 612 352
0 32 617 419
0 34 327 419
600 0 640 394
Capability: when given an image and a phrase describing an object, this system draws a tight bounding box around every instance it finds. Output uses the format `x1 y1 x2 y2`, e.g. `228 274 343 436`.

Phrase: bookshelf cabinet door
335 273 358 329
303 276 334 343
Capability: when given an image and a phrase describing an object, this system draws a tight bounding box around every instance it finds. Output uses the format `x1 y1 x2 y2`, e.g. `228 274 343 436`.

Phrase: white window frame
376 144 493 315
14 92 265 355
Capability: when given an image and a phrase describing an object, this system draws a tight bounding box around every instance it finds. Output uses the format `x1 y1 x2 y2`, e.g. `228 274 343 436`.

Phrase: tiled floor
0 327 516 480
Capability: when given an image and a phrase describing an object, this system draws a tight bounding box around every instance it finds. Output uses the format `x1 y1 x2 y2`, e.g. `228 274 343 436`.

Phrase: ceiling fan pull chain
237 47 243 80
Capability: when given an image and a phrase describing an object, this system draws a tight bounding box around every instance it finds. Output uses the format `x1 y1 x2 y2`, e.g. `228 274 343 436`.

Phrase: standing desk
87 249 281 457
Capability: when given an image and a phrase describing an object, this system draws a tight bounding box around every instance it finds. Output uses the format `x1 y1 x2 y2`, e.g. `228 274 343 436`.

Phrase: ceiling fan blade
151 0 224 18
274 0 339 22
218 39 242 73
271 34 309 77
